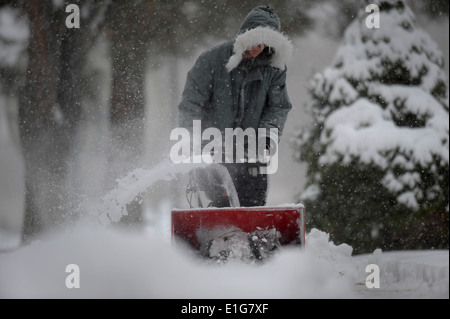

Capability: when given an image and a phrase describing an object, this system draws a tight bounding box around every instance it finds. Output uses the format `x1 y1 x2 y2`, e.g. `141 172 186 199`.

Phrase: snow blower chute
171 164 305 261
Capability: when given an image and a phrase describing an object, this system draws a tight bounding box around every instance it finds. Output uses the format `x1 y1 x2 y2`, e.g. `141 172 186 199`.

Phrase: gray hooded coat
178 6 293 146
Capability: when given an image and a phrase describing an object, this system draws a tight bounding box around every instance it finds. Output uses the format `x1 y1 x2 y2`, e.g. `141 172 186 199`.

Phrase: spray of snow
95 158 236 225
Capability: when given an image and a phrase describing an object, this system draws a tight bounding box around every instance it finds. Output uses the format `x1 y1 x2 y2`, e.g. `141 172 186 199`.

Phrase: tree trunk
108 32 147 226
106 0 153 226
19 2 90 241
19 1 61 241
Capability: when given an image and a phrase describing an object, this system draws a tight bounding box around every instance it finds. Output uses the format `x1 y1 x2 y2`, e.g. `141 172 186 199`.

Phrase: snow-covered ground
0 225 447 299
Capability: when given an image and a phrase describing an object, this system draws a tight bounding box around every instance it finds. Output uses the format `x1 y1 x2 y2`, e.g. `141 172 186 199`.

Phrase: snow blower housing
171 165 305 261
172 205 305 248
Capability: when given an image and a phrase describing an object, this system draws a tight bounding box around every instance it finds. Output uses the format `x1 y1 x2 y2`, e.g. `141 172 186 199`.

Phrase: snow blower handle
187 164 241 208
210 164 240 208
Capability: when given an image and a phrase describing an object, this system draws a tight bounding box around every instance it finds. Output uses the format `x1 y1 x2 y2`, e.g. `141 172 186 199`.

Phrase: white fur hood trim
226 26 293 72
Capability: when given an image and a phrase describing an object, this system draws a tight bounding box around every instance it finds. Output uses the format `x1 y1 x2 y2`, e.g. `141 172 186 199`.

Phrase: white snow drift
0 226 447 299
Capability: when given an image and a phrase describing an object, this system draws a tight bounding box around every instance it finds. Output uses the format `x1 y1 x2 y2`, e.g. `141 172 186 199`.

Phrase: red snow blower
171 164 305 261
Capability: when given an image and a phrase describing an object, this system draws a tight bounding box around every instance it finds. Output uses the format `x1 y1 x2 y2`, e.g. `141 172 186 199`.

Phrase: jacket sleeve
178 51 214 129
259 68 292 141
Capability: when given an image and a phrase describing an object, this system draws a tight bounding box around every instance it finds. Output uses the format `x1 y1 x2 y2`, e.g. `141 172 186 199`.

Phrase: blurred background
0 0 448 249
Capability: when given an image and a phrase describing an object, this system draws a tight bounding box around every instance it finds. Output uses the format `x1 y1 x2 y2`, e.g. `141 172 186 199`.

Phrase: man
178 6 293 207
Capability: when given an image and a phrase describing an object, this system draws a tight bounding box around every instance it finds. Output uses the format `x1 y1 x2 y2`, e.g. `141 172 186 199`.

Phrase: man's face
243 44 266 59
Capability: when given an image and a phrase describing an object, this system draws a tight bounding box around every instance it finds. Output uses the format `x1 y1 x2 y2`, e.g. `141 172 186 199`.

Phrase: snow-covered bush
295 0 449 253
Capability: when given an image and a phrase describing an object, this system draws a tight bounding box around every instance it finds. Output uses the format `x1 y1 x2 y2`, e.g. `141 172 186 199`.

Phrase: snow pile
306 229 353 272
305 229 449 298
352 250 449 298
1 226 447 298
0 227 354 299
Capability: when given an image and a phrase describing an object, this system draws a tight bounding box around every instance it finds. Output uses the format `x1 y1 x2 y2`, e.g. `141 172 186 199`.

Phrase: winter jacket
178 6 293 144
